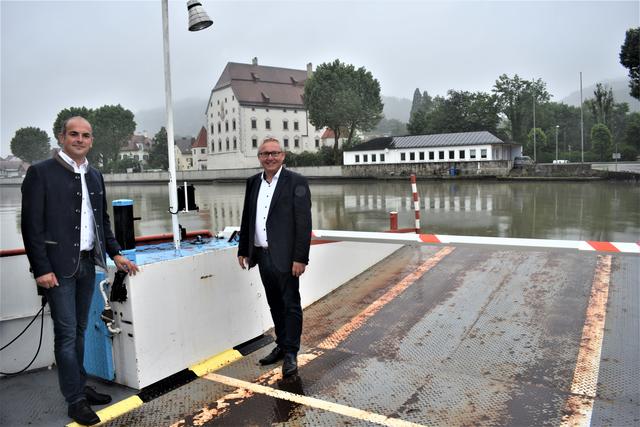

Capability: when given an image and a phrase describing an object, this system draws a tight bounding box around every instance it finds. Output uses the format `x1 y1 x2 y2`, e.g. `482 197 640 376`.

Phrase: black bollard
112 199 136 250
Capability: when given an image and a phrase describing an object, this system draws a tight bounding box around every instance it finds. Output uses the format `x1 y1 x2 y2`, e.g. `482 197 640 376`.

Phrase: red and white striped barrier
311 230 640 255
410 174 420 233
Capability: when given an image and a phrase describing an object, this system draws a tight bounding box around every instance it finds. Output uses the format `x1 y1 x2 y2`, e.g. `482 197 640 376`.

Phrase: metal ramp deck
1 244 638 426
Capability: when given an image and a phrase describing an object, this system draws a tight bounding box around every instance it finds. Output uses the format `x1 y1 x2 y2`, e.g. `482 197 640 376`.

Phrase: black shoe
68 400 100 425
84 386 112 405
282 353 298 377
259 346 284 365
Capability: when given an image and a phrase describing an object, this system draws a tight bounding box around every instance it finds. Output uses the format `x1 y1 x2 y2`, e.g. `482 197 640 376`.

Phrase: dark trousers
256 248 302 354
44 257 95 404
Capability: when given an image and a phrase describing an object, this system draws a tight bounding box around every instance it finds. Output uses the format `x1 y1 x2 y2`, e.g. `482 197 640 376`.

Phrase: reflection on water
1 180 638 248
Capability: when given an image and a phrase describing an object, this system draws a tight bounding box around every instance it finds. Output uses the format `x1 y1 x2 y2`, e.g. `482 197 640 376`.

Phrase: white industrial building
343 131 521 165
205 59 325 170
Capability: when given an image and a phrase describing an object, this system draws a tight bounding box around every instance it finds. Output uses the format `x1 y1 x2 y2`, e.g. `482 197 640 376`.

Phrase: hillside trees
526 128 547 158
586 83 614 125
304 59 383 163
619 27 639 100
52 104 136 170
148 127 168 170
493 74 550 144
408 90 500 135
591 124 613 161
92 105 136 168
10 127 51 163
370 117 407 136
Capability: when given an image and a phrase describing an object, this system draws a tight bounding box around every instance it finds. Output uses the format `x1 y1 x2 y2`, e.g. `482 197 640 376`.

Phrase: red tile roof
213 62 309 108
193 127 207 148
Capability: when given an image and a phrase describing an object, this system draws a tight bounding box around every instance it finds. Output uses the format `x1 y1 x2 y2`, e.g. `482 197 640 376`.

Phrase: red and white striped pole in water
410 173 420 233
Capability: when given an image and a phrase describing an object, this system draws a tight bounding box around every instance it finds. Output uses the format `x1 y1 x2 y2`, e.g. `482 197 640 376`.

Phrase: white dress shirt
58 150 96 251
254 167 282 248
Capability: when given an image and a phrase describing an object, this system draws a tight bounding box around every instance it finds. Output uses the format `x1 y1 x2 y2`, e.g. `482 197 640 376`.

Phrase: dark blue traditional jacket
21 153 122 279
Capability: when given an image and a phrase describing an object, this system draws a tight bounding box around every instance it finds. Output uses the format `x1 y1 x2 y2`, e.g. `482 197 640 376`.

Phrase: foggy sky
1 0 638 156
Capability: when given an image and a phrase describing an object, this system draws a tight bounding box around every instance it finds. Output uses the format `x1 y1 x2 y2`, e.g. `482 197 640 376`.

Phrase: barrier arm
311 230 640 255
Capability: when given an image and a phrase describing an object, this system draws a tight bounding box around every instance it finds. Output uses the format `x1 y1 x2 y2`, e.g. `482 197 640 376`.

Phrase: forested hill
561 77 639 112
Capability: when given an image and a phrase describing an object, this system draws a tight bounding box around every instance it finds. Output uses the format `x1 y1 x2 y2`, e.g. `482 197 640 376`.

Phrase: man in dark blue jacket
238 138 312 378
21 116 138 425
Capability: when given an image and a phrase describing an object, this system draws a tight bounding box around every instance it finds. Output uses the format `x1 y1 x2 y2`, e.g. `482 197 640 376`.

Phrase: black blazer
21 153 122 279
238 168 312 273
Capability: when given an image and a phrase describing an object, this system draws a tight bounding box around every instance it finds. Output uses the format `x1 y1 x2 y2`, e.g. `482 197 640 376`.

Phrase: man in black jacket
21 116 138 425
238 138 312 377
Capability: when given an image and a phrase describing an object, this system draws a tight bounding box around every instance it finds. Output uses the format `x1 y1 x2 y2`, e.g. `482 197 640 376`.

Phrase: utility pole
532 82 537 162
580 72 584 163
555 125 560 162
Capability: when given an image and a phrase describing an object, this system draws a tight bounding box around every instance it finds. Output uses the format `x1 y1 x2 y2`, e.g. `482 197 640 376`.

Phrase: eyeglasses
258 151 282 158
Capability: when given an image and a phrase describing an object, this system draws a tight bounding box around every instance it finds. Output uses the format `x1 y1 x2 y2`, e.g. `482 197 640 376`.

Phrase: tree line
407 75 639 162
9 27 638 168
10 105 169 172
400 27 639 162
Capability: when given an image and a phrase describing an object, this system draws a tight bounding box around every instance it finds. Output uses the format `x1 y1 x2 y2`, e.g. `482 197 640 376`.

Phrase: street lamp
555 125 559 162
161 0 212 251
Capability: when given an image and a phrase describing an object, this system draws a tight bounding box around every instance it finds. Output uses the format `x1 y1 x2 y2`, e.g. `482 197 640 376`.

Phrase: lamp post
532 82 536 162
555 125 559 162
161 0 212 251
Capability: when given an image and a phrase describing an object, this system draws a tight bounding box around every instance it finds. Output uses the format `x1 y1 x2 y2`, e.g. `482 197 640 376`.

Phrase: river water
1 179 638 249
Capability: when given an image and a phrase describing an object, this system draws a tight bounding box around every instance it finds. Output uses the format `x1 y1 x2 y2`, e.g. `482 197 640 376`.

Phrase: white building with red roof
190 127 208 170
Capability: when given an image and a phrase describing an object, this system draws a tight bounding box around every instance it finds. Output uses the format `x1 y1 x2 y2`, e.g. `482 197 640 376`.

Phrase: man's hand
238 256 248 270
113 255 140 276
291 261 306 277
36 272 58 289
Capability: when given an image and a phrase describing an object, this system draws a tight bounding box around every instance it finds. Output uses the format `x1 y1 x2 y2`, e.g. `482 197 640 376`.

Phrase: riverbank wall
1 162 638 186
342 160 511 178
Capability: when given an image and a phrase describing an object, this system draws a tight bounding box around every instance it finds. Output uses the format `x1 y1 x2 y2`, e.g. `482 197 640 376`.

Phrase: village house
175 135 195 171
205 58 325 169
343 131 521 165
0 155 29 178
119 133 153 166
190 127 208 170
320 128 354 150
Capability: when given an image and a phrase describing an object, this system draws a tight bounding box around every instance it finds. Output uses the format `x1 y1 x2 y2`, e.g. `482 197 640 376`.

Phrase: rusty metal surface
61 246 640 426
590 255 640 426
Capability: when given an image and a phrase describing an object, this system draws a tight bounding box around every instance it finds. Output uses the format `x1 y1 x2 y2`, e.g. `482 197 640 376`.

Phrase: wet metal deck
1 245 638 426
104 245 639 426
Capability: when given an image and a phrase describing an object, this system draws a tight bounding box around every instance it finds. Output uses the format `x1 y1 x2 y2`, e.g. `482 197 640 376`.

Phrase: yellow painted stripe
190 348 243 377
66 348 242 426
205 372 426 427
66 395 143 427
560 255 612 427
